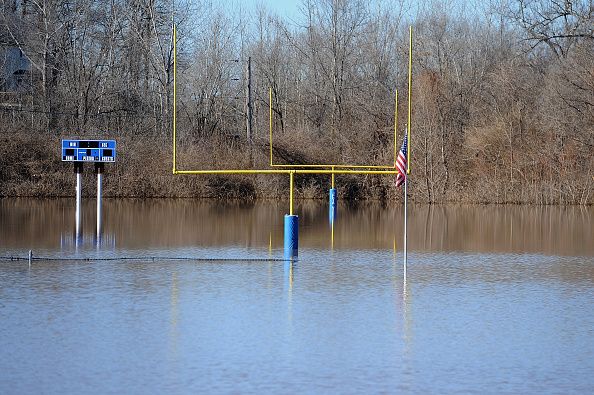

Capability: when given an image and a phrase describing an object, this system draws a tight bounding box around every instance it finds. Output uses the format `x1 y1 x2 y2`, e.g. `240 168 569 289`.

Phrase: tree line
0 0 592 204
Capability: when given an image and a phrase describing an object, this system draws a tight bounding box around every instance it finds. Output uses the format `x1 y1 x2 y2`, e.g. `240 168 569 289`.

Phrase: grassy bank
0 133 398 201
2 132 592 205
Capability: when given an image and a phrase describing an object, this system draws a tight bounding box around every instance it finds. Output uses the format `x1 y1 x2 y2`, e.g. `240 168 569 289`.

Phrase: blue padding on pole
284 214 299 258
329 188 337 208
329 207 337 224
329 188 337 224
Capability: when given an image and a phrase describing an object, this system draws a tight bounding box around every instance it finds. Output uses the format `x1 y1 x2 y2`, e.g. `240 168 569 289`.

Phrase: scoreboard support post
95 163 105 238
74 162 84 239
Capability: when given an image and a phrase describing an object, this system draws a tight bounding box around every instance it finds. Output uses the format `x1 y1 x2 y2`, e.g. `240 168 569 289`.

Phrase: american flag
395 134 407 187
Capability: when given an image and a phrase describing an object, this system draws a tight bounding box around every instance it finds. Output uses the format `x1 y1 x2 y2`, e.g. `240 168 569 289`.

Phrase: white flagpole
405 25 412 278
404 174 407 277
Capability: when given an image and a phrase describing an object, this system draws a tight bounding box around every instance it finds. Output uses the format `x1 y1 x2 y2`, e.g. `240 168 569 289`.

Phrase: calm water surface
1 199 593 394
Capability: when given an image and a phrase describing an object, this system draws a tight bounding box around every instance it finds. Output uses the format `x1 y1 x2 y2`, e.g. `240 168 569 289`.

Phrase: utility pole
245 56 253 142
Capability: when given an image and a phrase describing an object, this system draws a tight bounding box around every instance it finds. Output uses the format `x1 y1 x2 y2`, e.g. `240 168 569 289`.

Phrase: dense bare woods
0 0 592 203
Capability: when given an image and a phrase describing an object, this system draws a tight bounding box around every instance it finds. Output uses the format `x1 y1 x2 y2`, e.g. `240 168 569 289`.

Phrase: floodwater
1 198 593 394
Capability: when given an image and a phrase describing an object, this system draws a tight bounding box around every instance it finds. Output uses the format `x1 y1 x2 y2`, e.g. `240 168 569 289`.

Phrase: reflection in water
2 199 592 256
1 200 594 393
329 205 337 225
401 274 413 391
60 231 117 250
402 275 412 348
284 260 294 326
1 250 590 393
169 271 179 366
331 214 335 251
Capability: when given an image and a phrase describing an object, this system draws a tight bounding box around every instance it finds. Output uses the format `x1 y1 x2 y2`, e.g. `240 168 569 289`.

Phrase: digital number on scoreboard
62 140 116 162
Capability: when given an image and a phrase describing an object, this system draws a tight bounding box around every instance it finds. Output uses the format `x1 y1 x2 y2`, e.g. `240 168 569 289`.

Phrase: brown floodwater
1 198 592 256
1 198 593 393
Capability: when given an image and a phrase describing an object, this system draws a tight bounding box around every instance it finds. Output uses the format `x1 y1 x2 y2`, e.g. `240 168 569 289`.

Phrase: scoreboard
62 140 116 162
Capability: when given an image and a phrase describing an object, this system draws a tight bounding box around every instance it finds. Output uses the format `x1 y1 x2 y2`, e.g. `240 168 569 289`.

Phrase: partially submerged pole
404 177 408 276
329 168 337 223
404 25 413 277
95 163 104 239
284 214 299 259
284 172 298 259
74 162 83 239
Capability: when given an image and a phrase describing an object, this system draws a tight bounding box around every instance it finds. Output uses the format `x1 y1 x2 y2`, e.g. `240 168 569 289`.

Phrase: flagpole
404 175 407 277
404 25 412 277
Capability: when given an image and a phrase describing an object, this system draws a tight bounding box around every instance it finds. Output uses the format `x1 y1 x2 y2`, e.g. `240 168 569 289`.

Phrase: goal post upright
407 25 412 175
172 24 177 175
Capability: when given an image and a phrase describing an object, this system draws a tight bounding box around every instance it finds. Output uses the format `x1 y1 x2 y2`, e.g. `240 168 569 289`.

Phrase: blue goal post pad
62 140 117 162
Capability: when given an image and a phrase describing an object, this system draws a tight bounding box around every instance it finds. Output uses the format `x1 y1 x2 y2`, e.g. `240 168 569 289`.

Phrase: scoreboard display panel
62 140 116 162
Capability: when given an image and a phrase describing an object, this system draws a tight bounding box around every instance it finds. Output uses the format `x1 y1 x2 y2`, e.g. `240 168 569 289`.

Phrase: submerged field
1 200 593 393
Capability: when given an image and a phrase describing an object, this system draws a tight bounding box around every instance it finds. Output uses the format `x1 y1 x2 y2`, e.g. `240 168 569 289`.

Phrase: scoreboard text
62 140 116 162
